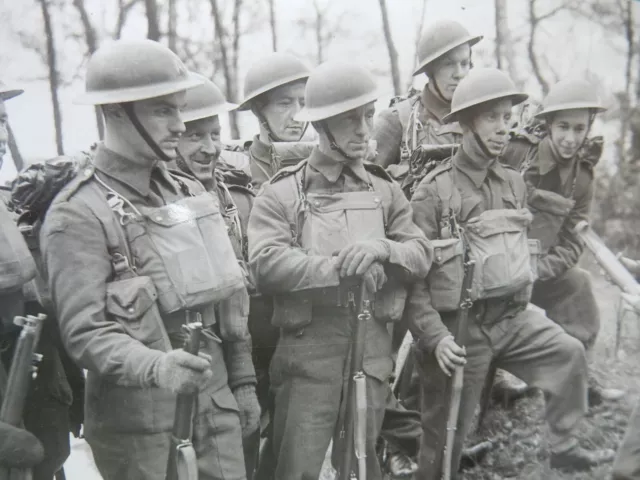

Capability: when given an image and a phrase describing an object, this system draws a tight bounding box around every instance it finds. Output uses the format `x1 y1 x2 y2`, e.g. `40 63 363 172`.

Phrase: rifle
338 283 370 480
0 314 46 480
573 221 640 355
441 259 475 480
574 221 640 294
166 315 202 480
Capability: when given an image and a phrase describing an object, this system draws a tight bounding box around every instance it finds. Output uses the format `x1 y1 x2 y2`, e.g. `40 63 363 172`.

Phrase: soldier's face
130 91 187 161
178 115 221 185
324 102 375 161
430 44 472 101
0 100 7 166
468 99 513 157
549 109 590 160
259 81 306 141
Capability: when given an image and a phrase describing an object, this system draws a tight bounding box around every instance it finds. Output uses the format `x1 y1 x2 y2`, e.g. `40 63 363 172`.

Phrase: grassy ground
321 252 640 480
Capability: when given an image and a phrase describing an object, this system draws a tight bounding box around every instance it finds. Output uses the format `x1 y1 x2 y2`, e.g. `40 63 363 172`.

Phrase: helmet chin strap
319 120 358 161
121 102 172 163
471 128 495 159
428 76 451 105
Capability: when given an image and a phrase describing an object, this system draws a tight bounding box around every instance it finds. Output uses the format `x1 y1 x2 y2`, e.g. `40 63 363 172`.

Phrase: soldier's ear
101 104 125 121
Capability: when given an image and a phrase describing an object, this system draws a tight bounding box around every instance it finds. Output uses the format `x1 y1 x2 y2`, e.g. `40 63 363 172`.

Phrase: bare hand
435 336 466 377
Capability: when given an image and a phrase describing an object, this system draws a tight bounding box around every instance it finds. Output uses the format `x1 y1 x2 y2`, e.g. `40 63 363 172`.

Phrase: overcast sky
0 0 633 182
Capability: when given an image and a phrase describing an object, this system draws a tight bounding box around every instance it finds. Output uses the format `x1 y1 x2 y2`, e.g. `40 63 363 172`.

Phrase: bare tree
296 0 346 65
73 0 104 139
494 0 522 89
115 0 140 39
210 0 243 138
144 0 161 41
38 0 64 155
7 124 24 171
527 0 572 95
266 0 277 51
377 0 401 95
168 0 177 52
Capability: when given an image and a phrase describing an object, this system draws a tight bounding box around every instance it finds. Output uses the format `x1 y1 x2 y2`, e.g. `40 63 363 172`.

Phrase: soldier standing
234 52 313 188
373 20 481 175
408 68 613 478
174 72 261 479
501 79 624 405
248 61 432 480
40 40 256 479
0 83 45 473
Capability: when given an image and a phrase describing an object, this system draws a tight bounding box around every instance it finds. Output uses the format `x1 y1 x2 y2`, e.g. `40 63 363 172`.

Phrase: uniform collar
249 134 272 164
422 83 452 123
307 147 369 184
537 136 575 185
454 139 506 189
92 144 156 197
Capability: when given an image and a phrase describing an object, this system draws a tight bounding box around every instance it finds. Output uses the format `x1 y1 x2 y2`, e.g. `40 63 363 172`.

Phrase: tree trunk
267 0 277 51
116 0 139 39
527 0 550 95
73 0 104 140
495 0 521 88
39 0 64 155
377 0 401 95
7 123 24 172
210 0 241 139
168 0 177 52
144 0 161 41
311 0 324 64
618 0 634 167
494 0 505 68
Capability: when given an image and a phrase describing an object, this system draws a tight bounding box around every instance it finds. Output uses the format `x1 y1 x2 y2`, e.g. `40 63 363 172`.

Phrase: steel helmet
536 79 606 118
413 20 483 77
443 68 528 123
295 61 379 122
181 73 237 123
0 82 23 101
237 53 311 111
75 39 202 105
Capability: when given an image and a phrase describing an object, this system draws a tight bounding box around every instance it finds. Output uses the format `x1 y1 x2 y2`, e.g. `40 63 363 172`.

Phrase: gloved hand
343 262 387 294
334 240 390 278
0 422 44 468
153 349 213 394
233 384 261 438
434 335 466 377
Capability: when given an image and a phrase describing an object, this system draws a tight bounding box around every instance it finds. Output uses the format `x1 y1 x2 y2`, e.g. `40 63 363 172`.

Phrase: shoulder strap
394 96 421 161
426 164 461 239
363 162 394 182
269 159 308 184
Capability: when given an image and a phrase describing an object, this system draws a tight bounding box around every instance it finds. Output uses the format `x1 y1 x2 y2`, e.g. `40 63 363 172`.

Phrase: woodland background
1 0 640 254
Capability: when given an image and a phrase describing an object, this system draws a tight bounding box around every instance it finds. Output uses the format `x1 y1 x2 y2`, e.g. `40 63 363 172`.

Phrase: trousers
269 307 392 480
416 301 588 480
612 399 640 480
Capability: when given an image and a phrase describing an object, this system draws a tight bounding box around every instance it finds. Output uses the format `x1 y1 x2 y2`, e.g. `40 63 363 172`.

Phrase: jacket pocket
271 293 313 332
514 239 541 305
105 276 171 352
373 276 407 323
427 238 465 312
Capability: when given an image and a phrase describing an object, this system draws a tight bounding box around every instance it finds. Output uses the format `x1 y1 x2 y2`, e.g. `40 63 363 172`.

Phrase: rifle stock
0 314 46 480
338 283 370 480
166 316 202 480
441 260 475 480
574 221 640 294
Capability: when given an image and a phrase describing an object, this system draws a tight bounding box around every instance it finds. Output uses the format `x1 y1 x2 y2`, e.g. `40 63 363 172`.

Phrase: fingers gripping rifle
0 314 46 480
166 316 203 480
441 259 475 480
339 283 370 480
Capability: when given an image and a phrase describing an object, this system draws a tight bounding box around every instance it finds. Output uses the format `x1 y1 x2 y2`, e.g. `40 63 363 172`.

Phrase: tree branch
377 0 401 95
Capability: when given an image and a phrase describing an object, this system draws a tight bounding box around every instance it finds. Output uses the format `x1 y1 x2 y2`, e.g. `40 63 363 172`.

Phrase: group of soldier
0 16 639 480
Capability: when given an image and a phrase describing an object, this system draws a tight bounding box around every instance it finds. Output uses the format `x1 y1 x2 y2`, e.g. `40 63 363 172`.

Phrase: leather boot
550 445 616 471
491 369 531 406
588 375 625 407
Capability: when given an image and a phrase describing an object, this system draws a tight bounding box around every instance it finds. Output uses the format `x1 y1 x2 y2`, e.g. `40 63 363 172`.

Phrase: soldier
0 83 45 473
373 20 481 176
248 61 432 480
408 68 613 478
40 40 257 479
174 72 261 479
235 52 314 188
501 79 624 405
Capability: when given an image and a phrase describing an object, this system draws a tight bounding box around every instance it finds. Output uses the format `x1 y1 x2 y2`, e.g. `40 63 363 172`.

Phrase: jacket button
314 201 320 206
128 308 134 314
155 216 162 221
